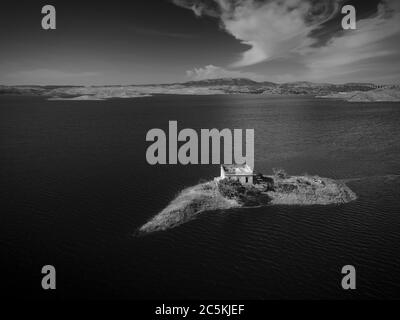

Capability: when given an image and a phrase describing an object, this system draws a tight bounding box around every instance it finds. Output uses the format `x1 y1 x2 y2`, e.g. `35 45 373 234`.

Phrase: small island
138 165 356 234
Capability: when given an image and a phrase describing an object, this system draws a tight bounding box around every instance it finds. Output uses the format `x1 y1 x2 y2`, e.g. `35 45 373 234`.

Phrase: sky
0 0 399 85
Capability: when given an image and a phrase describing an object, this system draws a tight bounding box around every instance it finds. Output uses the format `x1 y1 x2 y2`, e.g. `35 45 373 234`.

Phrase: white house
220 164 254 184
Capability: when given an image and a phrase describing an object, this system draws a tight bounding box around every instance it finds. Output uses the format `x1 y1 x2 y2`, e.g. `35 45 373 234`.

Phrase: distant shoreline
1 78 399 102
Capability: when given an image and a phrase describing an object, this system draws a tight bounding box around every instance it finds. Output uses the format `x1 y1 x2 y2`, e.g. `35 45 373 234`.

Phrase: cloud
173 0 342 67
186 64 266 81
172 0 221 17
175 0 400 83
300 0 400 81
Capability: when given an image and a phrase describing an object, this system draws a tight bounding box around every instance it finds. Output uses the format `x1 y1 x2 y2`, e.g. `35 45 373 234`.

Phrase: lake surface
1 94 399 299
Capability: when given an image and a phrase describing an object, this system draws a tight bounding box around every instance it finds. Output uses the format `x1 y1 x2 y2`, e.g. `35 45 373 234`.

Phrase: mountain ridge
0 77 388 88
1 78 399 101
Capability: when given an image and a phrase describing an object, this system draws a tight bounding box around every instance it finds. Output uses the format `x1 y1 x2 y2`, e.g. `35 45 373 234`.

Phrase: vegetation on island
217 179 271 206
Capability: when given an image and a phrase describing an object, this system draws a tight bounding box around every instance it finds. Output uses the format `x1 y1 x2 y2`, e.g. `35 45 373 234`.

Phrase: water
0 94 399 299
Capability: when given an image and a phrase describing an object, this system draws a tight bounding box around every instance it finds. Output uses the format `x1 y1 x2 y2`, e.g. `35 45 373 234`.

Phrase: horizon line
1 78 399 87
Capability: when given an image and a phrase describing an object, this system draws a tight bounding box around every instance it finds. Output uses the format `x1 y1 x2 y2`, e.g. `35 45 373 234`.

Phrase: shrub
272 168 288 179
218 178 271 205
218 179 244 199
279 184 297 192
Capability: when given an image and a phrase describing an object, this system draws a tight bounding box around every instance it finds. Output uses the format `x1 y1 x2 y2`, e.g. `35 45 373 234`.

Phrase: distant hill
1 78 397 101
181 78 266 87
178 78 378 94
320 88 400 102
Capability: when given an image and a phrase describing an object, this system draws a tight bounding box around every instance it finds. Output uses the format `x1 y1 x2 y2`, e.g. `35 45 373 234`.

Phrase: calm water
1 94 399 299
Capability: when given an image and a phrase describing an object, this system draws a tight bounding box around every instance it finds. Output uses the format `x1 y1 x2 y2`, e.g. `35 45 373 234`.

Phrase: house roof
222 164 253 176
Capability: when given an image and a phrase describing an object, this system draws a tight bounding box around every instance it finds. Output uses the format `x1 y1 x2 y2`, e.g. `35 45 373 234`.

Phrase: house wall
220 166 226 179
221 166 254 184
239 176 253 184
226 175 253 184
